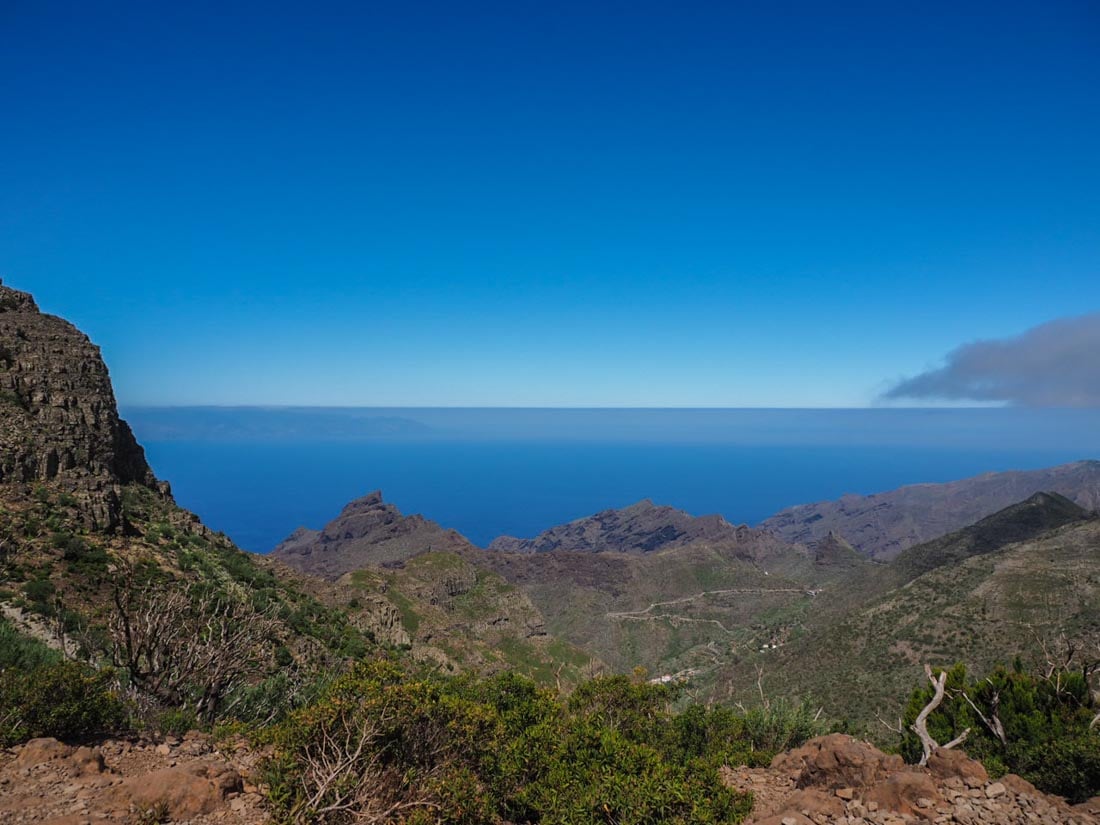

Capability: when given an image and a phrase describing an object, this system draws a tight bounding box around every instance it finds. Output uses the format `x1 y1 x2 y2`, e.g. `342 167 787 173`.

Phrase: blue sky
2 1 1098 406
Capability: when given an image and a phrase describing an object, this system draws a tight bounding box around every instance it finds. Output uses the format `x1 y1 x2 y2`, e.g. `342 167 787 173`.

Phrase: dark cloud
883 312 1100 407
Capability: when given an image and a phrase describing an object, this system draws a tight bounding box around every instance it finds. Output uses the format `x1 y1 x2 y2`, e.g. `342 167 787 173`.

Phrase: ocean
126 407 1100 553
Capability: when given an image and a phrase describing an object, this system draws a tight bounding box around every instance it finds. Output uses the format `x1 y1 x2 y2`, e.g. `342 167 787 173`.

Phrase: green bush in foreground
0 660 127 746
901 662 1100 803
262 662 793 824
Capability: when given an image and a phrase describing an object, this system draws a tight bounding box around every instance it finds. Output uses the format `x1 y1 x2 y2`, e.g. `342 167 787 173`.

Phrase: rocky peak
488 499 745 554
270 490 474 579
0 279 164 530
891 490 1093 581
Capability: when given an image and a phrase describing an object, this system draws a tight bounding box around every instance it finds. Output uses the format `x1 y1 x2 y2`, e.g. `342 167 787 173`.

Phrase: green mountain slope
725 496 1100 729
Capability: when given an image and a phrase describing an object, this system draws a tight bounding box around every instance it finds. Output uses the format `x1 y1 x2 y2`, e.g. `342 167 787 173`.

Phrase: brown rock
108 763 242 819
16 738 74 766
0 280 165 530
772 734 905 790
999 773 1040 797
864 771 942 819
926 748 989 789
68 746 106 776
1073 796 1100 817
781 788 846 818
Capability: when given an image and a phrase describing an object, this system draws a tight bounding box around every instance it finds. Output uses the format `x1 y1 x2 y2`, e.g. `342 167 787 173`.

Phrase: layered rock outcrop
0 280 165 530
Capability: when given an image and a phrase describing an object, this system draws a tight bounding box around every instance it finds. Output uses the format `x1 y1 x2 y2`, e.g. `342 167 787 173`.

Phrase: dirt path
606 587 812 634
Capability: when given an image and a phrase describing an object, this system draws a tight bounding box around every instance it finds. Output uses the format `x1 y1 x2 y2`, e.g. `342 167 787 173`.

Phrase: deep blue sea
127 408 1100 553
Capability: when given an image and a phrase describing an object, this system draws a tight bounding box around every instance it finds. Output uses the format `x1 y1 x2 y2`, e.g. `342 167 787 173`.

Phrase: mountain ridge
488 498 749 554
759 459 1100 560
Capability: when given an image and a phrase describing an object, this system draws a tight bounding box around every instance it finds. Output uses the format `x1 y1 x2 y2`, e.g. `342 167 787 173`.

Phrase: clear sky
2 1 1098 407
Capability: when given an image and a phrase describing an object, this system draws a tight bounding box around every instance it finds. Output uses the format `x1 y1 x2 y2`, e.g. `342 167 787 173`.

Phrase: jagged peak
339 489 387 513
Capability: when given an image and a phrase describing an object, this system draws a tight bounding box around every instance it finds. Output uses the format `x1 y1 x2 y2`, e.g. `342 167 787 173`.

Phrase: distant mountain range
123 406 434 441
759 460 1100 559
269 466 1100 725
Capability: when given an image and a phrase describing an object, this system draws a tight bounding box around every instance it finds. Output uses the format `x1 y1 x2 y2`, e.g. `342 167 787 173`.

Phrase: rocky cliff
0 280 164 530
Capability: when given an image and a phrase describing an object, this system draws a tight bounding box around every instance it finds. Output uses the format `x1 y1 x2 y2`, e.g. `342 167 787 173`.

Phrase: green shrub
901 663 1100 802
22 577 55 615
0 618 61 671
0 661 127 745
262 662 752 825
151 706 199 737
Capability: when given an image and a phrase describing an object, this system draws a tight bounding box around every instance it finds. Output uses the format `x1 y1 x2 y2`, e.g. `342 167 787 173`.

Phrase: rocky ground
3 731 1098 824
723 734 1100 825
0 734 267 825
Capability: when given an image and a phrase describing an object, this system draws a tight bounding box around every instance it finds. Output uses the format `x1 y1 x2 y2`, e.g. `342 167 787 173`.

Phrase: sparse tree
108 570 280 722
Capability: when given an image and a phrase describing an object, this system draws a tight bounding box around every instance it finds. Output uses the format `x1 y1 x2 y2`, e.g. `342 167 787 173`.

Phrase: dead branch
876 713 904 735
292 706 445 823
108 570 281 722
961 683 1007 746
911 664 970 766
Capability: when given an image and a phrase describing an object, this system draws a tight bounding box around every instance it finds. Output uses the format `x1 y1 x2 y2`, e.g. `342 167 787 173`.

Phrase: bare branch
910 664 969 766
108 570 281 722
961 686 1007 745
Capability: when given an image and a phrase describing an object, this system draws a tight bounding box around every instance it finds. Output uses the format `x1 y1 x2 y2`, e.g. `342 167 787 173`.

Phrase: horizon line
119 403 1022 411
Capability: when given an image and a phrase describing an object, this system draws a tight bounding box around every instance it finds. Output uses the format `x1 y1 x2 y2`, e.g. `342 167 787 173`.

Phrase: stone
1000 774 1040 798
68 747 106 776
783 789 846 818
16 738 74 766
107 764 242 820
864 771 942 819
926 749 989 789
984 782 1006 799
772 734 905 790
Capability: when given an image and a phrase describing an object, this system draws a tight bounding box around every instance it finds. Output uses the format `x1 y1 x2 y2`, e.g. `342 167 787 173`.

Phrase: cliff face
0 281 164 530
